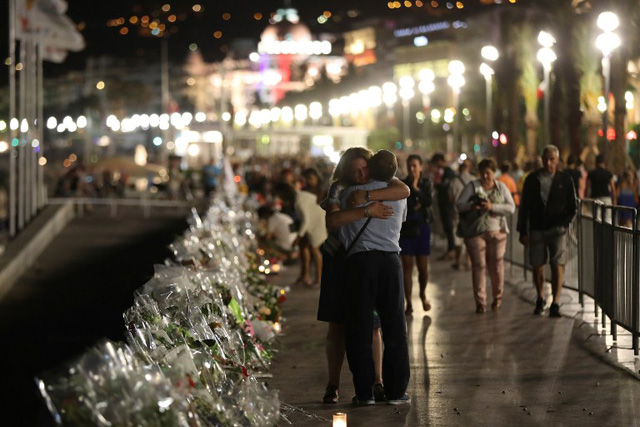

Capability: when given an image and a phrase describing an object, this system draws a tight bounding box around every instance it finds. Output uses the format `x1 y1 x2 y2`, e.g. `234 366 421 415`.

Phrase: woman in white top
275 182 328 286
456 158 515 313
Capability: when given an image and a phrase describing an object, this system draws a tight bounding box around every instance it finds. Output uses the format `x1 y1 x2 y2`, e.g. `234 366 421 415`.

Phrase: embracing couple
318 147 412 406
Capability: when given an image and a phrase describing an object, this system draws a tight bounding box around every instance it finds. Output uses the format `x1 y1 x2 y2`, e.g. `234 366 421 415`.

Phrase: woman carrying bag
399 154 434 315
456 158 515 313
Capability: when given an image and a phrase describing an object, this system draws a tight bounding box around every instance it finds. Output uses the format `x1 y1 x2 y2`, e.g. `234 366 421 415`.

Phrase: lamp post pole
543 61 551 144
447 60 465 154
602 55 611 141
418 69 435 150
480 46 499 156
596 11 621 159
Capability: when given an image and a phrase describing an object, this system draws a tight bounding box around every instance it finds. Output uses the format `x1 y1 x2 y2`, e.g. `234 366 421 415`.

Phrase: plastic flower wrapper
37 340 202 427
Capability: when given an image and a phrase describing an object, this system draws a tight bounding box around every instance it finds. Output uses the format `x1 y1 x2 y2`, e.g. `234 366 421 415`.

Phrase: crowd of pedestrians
245 144 639 408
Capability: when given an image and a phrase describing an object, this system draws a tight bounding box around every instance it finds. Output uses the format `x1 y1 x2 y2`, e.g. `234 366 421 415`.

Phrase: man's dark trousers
439 203 456 252
344 251 410 400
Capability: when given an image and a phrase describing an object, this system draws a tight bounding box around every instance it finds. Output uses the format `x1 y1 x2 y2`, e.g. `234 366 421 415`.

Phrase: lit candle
333 412 347 427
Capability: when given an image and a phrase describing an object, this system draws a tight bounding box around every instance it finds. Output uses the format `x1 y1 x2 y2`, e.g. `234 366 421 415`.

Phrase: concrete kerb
0 201 75 302
505 264 640 381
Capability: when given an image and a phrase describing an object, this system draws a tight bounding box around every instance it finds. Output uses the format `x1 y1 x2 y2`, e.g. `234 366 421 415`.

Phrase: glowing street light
537 32 556 144
481 45 499 62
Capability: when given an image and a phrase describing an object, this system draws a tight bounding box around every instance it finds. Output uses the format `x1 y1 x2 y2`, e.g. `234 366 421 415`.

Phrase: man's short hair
370 150 398 182
499 160 512 174
542 145 559 158
431 153 445 164
595 154 605 164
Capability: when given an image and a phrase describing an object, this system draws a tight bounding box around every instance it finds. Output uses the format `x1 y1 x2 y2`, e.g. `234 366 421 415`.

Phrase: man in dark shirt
518 145 577 318
587 154 615 203
586 154 615 222
431 153 457 260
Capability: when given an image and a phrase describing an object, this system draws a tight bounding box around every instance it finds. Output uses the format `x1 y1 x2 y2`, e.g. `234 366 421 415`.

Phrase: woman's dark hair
406 154 422 166
478 158 497 173
302 167 320 180
273 182 297 202
257 205 274 219
331 146 373 183
566 154 581 167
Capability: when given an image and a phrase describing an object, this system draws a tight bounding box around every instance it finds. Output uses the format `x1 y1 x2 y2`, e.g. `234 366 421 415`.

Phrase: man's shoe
351 396 375 406
549 302 562 318
387 393 411 405
476 304 486 314
533 297 545 315
491 299 502 312
373 384 386 402
322 385 339 404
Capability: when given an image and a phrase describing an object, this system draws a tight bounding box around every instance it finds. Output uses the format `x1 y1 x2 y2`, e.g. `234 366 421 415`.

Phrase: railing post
593 201 599 319
598 204 607 329
633 209 639 356
610 206 617 341
577 199 584 307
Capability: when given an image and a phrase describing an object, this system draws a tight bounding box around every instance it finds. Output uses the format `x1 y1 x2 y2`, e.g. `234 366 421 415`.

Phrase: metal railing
47 197 192 218
504 199 640 355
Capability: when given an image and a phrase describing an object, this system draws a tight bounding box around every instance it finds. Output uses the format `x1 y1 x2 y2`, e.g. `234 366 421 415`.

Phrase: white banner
16 0 85 53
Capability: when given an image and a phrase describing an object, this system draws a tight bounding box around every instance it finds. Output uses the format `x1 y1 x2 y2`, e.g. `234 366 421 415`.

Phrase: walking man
338 150 411 405
432 153 458 260
517 145 577 317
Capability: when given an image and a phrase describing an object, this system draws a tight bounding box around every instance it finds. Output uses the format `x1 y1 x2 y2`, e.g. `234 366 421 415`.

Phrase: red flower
186 373 196 388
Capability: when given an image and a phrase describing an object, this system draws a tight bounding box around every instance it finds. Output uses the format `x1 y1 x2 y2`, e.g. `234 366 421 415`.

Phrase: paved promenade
270 251 640 426
1 206 638 426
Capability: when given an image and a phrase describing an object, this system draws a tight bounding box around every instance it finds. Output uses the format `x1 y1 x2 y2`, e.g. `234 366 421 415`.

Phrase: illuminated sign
258 40 332 55
393 21 467 38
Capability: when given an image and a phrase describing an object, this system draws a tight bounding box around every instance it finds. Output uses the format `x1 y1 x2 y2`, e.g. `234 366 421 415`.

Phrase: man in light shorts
517 145 577 317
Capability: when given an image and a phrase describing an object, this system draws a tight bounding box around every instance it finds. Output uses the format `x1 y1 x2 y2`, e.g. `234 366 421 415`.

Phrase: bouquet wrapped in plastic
37 340 203 427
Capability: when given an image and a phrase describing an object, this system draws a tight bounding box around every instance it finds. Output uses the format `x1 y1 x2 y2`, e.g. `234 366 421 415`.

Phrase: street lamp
399 76 415 144
480 45 499 155
596 11 621 149
447 60 465 153
418 69 435 148
537 31 556 144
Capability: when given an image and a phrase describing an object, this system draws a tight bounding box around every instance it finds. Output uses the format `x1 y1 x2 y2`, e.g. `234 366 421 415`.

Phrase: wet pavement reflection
271 251 640 426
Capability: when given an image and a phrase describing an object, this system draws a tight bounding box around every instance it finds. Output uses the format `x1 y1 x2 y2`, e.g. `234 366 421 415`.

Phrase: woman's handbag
456 210 486 238
456 181 488 238
400 219 421 237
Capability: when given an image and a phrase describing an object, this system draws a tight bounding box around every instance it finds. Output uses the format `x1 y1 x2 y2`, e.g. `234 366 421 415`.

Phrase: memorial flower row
37 199 287 426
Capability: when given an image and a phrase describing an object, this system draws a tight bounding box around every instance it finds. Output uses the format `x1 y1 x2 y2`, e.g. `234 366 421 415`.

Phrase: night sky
0 0 514 81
